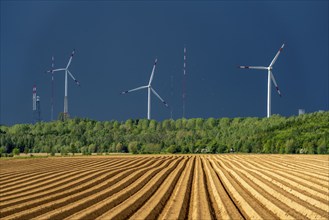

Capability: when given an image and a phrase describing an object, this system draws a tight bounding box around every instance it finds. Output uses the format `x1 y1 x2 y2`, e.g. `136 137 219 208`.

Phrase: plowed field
1 155 328 220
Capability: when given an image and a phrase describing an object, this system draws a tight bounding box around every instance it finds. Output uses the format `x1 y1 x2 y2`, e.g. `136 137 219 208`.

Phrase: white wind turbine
121 58 169 120
238 43 285 118
46 49 80 117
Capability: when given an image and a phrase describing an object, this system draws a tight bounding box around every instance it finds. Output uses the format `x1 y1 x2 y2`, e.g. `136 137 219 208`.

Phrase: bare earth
0 154 328 220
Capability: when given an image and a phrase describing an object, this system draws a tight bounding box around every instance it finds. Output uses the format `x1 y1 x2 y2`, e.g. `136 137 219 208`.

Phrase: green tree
88 144 97 153
70 144 78 155
128 141 139 154
116 143 123 152
149 120 157 131
195 118 204 130
205 118 216 129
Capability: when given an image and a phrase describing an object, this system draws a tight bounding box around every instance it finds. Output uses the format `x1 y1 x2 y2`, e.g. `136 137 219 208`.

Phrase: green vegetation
0 112 328 155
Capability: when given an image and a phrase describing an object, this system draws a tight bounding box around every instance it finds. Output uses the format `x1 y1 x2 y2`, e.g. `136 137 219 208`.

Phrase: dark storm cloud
1 1 328 125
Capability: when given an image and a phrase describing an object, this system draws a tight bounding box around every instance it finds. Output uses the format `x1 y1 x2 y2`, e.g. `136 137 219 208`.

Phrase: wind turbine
238 43 285 118
46 49 80 118
121 58 169 120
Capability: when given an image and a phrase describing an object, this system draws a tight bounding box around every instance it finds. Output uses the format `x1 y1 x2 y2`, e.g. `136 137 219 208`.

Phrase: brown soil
0 154 328 220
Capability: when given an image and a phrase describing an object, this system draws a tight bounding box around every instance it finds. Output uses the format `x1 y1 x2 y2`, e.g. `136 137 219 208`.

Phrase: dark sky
1 1 328 125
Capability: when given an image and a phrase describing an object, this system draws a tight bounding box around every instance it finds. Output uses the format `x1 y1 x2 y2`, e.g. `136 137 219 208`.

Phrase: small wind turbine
121 58 169 120
46 49 80 118
238 43 285 118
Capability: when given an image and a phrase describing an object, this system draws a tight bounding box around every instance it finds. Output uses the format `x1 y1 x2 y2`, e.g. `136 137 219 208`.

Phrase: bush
0 146 6 154
141 143 161 154
217 145 227 153
166 145 176 154
317 145 327 154
24 147 29 154
12 148 20 156
285 139 296 154
60 146 69 156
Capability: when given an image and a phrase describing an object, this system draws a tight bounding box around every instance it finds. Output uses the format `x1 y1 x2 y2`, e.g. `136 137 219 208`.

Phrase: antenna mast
183 46 186 118
51 56 54 121
170 75 174 119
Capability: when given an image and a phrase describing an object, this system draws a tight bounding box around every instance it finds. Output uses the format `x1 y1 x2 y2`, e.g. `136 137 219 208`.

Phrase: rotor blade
238 66 268 70
67 70 80 86
66 49 75 69
51 68 66 72
121 85 148 94
151 87 169 108
269 43 285 67
148 58 158 85
270 71 282 97
46 68 65 73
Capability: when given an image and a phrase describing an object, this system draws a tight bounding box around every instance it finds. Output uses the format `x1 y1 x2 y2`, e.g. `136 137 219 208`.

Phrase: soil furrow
1 158 166 220
219 157 328 219
244 156 329 190
188 156 213 220
202 156 244 220
1 155 328 219
129 157 188 219
253 156 329 180
158 156 195 220
0 157 151 209
63 157 179 220
0 156 135 198
210 157 270 219
229 157 329 202
93 157 183 220
2 157 122 188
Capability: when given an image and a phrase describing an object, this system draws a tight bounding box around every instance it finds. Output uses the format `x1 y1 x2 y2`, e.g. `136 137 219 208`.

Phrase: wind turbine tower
121 58 169 120
238 43 285 118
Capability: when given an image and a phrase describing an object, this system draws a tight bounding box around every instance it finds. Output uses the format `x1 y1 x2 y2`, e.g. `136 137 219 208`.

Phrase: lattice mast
182 47 187 118
51 56 54 121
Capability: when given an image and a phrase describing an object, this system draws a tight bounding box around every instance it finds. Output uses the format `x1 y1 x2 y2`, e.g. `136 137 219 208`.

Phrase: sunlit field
0 154 328 219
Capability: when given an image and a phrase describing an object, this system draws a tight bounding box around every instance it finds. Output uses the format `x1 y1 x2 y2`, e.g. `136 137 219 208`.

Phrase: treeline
0 112 328 155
